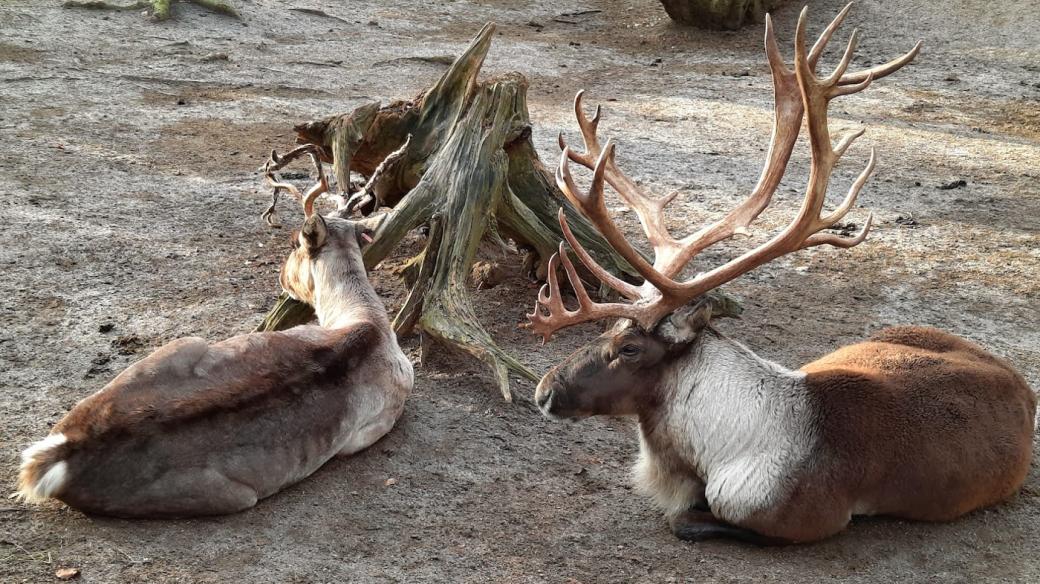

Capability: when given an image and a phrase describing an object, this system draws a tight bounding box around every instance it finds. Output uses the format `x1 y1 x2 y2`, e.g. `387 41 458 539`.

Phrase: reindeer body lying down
529 6 1035 544
621 320 1034 543
18 177 413 517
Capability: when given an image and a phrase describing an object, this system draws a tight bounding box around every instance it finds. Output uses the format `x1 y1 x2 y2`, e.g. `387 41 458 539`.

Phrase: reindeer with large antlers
530 5 1035 544
16 164 413 517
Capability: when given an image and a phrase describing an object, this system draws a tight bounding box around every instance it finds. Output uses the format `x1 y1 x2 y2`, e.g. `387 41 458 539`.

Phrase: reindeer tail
16 433 71 504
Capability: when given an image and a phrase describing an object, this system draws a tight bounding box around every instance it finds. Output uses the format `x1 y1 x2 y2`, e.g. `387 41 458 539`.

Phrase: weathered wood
63 0 238 20
256 24 737 399
658 0 783 29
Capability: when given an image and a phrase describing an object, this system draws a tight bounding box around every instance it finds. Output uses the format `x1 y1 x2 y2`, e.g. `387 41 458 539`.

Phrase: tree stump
63 0 238 21
256 24 644 400
658 0 783 29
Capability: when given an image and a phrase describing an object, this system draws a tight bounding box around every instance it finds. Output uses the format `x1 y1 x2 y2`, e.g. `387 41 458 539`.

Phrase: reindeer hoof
668 511 787 546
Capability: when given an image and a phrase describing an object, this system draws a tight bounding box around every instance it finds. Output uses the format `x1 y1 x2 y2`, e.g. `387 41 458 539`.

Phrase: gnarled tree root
63 0 238 20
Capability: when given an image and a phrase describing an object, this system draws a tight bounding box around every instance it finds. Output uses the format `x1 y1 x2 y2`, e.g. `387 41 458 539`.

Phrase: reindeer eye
619 344 642 358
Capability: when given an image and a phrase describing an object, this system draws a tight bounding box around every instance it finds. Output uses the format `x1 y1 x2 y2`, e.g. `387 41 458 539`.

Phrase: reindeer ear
656 293 741 344
301 214 328 252
656 301 712 344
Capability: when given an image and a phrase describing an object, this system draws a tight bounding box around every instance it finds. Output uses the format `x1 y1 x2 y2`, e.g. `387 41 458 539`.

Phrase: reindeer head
531 5 919 419
269 157 374 304
280 216 373 305
534 297 742 418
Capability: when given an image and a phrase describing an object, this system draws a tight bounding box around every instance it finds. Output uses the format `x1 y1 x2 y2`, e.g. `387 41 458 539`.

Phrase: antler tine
561 93 692 274
764 13 789 73
263 147 308 200
309 151 325 184
301 172 330 219
807 2 852 71
805 2 920 88
265 144 319 177
841 40 921 85
822 28 860 85
833 71 874 98
556 242 594 308
261 144 326 225
264 171 302 201
556 144 682 295
683 6 876 272
532 6 916 339
574 90 602 162
802 213 873 249
263 153 303 223
527 242 652 342
820 147 876 227
558 209 643 300
834 127 867 159
651 12 806 277
528 248 581 343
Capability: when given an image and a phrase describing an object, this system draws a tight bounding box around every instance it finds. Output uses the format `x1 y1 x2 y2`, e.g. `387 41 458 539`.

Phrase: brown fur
40 323 382 516
796 327 1035 524
726 326 1034 542
54 325 377 444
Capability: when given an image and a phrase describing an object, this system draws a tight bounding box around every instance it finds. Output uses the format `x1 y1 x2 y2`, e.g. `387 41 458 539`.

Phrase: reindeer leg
668 510 789 546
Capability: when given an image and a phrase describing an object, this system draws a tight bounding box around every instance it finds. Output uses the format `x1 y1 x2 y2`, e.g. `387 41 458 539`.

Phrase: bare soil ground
1 0 1038 582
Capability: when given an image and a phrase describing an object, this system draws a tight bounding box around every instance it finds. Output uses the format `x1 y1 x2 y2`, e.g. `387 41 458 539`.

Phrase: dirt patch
897 88 1040 142
138 81 330 106
153 118 291 176
0 41 43 63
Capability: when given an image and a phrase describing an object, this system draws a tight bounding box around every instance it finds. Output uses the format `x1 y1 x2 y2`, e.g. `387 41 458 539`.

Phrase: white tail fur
17 433 69 503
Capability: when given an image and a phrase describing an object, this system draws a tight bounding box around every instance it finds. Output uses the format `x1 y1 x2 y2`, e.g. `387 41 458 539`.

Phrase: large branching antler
529 4 920 341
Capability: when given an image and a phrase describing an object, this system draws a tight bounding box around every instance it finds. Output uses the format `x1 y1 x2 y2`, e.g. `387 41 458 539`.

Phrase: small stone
55 567 80 580
936 179 967 190
384 478 397 487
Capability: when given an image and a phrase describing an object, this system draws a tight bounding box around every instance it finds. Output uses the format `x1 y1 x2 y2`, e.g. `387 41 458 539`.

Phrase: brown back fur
801 326 1035 522
54 324 378 444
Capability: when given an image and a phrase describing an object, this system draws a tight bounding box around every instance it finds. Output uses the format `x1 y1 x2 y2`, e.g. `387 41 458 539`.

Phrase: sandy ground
1 0 1038 582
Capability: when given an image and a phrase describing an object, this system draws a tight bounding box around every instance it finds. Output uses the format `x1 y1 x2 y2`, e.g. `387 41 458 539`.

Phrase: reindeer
528 6 1035 544
16 165 413 518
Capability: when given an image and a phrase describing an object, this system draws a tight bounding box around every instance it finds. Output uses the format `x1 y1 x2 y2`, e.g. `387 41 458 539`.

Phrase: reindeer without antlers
17 160 413 517
529 5 1035 544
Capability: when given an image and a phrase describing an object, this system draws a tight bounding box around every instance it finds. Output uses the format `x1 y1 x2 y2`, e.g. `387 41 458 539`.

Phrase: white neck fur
310 251 389 331
638 328 815 521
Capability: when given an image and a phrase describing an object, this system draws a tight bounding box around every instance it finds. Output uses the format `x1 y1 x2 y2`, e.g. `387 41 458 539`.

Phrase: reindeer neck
643 327 810 478
311 256 388 331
